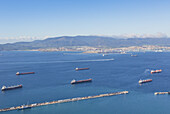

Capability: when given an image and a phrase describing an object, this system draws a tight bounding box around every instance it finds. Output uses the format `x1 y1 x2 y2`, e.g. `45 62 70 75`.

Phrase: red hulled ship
71 79 92 84
139 79 152 84
151 69 162 74
1 85 22 91
75 68 89 71
16 72 35 75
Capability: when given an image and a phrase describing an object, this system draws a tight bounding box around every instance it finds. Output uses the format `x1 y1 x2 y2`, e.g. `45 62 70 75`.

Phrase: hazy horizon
0 0 170 44
0 33 170 44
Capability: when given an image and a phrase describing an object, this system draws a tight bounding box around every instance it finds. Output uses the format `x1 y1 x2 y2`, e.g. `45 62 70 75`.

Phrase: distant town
28 45 170 53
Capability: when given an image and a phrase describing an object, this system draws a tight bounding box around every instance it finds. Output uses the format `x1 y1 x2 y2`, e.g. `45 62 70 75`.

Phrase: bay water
0 51 170 114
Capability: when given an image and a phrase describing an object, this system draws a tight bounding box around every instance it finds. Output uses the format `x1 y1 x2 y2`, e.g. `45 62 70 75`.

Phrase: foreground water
0 51 170 114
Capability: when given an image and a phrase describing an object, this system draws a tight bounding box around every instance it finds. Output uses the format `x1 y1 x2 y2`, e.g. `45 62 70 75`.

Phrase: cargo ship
139 79 152 84
154 92 170 95
75 68 89 71
71 79 92 84
1 85 22 91
16 72 35 75
151 69 162 74
17 104 31 110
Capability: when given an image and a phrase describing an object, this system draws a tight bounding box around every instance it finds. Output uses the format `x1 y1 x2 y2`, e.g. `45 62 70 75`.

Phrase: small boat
139 79 152 84
75 68 89 71
1 85 22 91
131 54 137 57
151 69 162 74
71 79 92 84
102 54 108 56
18 104 31 110
16 72 35 75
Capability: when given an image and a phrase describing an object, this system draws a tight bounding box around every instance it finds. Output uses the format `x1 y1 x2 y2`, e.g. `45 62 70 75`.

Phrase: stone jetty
0 91 128 112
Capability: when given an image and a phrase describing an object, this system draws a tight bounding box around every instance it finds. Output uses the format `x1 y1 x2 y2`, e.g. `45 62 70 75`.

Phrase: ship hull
1 86 22 91
139 79 152 84
71 79 92 84
151 71 161 74
18 107 31 110
75 68 89 71
16 72 35 75
151 70 162 74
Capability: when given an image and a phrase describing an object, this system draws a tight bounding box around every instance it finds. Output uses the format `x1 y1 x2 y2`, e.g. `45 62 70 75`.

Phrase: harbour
1 51 170 114
0 91 128 112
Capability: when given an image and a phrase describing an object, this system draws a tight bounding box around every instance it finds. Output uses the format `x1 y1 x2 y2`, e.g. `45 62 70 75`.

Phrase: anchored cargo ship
16 72 35 75
75 68 89 71
151 69 162 74
1 85 22 91
154 92 170 95
71 79 92 84
139 79 152 84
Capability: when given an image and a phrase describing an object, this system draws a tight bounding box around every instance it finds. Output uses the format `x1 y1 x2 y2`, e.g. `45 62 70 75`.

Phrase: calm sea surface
0 51 170 114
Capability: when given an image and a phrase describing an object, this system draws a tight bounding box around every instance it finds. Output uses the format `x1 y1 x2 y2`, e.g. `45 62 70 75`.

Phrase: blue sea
0 51 170 114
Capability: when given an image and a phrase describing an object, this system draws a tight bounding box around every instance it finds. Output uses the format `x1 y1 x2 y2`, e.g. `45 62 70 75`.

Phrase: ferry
1 85 22 91
75 68 89 71
139 79 152 84
151 69 162 74
16 72 35 75
71 79 92 84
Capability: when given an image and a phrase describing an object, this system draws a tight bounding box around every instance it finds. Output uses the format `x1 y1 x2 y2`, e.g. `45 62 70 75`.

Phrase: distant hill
0 36 170 51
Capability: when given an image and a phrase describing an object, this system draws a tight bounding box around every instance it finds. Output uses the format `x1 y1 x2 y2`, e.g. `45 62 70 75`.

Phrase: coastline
14 45 170 53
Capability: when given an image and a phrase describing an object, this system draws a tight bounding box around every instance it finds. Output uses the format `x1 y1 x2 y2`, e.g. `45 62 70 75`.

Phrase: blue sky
0 0 170 43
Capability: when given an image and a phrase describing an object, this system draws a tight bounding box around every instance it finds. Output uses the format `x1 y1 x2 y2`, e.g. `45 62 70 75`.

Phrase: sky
0 0 170 43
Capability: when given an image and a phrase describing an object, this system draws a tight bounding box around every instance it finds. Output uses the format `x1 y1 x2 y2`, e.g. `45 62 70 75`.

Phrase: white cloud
114 32 168 38
0 36 47 44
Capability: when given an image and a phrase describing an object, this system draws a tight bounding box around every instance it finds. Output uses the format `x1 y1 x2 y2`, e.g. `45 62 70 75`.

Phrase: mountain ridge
0 35 170 51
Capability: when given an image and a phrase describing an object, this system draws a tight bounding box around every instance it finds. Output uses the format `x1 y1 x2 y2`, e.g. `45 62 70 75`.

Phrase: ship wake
0 58 114 64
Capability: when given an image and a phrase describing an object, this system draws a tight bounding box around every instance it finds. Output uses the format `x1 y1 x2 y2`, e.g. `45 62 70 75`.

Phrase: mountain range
0 36 170 51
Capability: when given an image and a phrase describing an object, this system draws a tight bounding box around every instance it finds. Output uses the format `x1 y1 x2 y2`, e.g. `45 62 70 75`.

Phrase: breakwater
0 91 128 112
